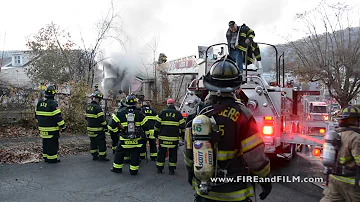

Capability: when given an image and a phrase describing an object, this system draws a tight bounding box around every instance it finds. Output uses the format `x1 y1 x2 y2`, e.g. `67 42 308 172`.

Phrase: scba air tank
322 130 341 167
192 115 214 194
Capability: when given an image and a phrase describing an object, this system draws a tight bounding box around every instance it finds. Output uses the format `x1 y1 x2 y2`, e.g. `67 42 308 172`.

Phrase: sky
1 0 359 75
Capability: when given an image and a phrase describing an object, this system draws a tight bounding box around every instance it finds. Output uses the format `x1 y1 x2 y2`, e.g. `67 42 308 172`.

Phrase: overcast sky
1 0 359 69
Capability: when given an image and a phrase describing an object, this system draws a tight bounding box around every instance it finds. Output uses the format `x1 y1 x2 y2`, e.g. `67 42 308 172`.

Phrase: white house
0 51 34 88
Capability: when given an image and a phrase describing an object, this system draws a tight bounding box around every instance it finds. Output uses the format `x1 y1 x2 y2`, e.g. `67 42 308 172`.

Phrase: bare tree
287 1 360 107
79 0 129 87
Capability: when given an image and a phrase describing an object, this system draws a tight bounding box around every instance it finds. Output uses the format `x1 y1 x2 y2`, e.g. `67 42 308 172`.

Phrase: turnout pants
156 140 178 171
89 132 107 158
42 132 60 162
320 175 360 202
113 137 144 175
110 133 119 152
140 138 157 160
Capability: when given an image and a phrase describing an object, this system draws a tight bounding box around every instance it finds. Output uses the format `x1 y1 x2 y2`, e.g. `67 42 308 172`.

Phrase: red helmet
167 98 175 105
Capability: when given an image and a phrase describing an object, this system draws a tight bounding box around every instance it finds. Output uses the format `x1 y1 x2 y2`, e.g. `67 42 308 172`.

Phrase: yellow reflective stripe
140 153 146 157
36 109 61 116
179 119 185 125
113 163 123 169
156 162 165 166
240 33 247 37
150 153 157 157
101 121 106 125
248 57 254 62
248 34 255 38
160 144 176 148
159 136 180 141
86 114 97 118
184 153 193 167
90 149 98 153
251 162 270 177
97 112 104 117
130 165 139 170
339 156 353 164
121 122 128 127
87 127 104 132
169 162 176 166
354 155 360 164
121 145 143 148
241 133 263 153
247 29 254 35
112 114 120 123
119 137 142 141
108 125 119 132
196 186 254 201
42 154 48 158
145 131 150 135
99 151 106 155
154 126 159 131
47 154 58 160
161 121 180 126
141 117 148 125
40 134 53 138
255 54 261 59
237 45 247 51
330 174 359 186
112 146 117 150
155 115 162 122
57 120 65 126
39 126 60 131
146 116 157 120
217 150 240 161
135 122 141 126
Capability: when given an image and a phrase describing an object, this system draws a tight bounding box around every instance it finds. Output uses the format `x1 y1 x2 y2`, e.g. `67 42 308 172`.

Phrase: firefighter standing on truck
155 98 185 175
85 92 109 161
109 95 149 175
35 85 65 163
140 101 158 161
108 98 127 154
183 56 272 201
320 106 360 202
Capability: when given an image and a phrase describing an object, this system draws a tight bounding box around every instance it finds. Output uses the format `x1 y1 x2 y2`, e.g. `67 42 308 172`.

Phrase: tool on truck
179 42 333 161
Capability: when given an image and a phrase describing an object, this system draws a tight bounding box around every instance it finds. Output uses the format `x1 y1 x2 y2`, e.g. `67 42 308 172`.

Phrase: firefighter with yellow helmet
184 55 272 201
321 105 360 202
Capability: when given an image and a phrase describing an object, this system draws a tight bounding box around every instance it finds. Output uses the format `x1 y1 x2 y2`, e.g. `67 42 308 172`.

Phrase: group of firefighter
34 20 360 202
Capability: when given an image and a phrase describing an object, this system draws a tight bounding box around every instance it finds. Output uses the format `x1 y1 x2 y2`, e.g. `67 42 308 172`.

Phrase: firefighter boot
111 168 122 173
93 155 99 161
99 156 110 161
47 159 61 163
169 168 175 175
157 167 163 174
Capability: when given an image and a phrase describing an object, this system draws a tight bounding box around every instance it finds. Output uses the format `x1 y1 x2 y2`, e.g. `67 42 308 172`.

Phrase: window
14 55 21 65
311 106 327 113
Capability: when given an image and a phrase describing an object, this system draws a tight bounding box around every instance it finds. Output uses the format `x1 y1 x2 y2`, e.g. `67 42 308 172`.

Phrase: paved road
0 147 323 202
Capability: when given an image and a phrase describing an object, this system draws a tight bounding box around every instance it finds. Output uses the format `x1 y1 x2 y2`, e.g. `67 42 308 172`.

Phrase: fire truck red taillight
320 128 325 134
262 126 274 136
182 113 188 118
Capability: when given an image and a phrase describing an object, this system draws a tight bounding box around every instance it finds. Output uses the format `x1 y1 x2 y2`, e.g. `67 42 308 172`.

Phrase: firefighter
140 101 158 161
184 57 272 201
320 106 360 202
109 98 127 154
85 92 109 161
226 21 255 73
115 90 127 107
94 84 99 92
155 98 185 175
35 85 65 163
109 95 149 175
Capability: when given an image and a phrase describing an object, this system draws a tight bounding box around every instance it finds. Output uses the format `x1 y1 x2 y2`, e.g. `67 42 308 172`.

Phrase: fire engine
177 43 332 160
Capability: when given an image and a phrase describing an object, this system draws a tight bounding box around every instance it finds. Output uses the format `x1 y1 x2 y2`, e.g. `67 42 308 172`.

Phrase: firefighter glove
245 38 251 45
259 182 272 200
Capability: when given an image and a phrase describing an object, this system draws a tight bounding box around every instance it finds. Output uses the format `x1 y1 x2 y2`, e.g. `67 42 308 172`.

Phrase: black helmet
126 95 137 106
338 106 360 119
119 90 123 94
91 92 103 99
45 86 57 98
203 56 242 93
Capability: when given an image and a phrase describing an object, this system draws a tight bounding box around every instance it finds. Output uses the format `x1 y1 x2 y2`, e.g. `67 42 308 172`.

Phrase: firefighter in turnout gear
35 85 65 163
320 106 360 202
85 92 109 161
109 95 149 175
109 98 127 154
155 98 186 175
244 42 261 65
140 101 158 161
184 56 272 201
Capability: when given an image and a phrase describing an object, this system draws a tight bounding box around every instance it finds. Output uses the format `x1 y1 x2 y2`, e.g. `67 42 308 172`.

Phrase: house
0 50 35 88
